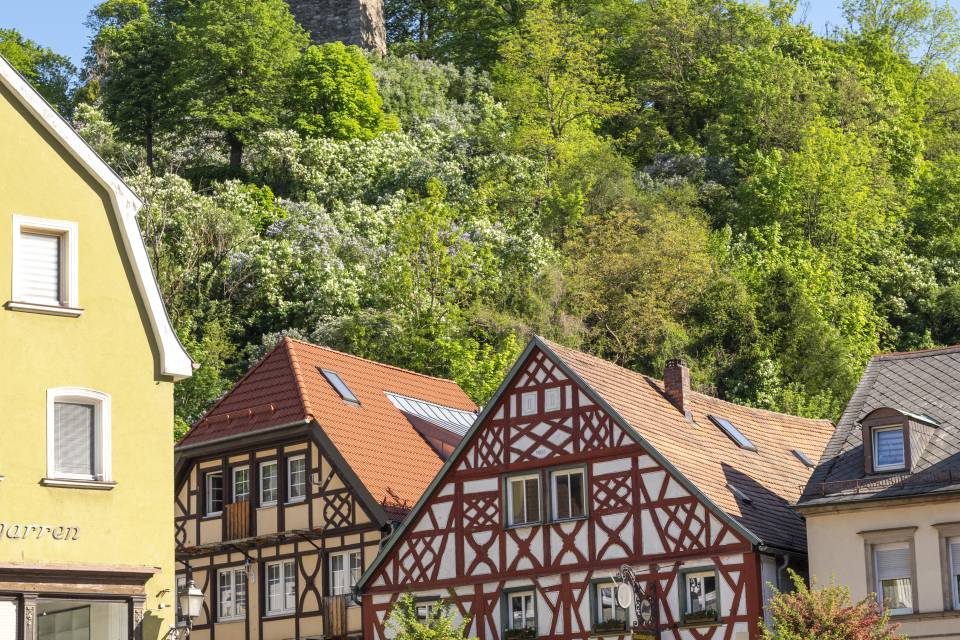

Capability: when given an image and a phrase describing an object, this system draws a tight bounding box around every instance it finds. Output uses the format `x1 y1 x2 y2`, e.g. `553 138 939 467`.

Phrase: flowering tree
386 593 475 640
761 571 904 640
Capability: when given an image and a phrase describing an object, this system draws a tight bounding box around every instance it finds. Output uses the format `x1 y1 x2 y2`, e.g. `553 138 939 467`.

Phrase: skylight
321 368 360 404
708 415 758 452
792 449 815 468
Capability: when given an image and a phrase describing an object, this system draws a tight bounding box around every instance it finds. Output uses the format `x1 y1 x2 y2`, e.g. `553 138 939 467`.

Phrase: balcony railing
225 500 249 540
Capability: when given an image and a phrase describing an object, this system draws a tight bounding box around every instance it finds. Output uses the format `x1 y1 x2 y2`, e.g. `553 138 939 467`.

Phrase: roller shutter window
18 230 62 304
875 543 913 615
54 401 96 478
950 538 960 608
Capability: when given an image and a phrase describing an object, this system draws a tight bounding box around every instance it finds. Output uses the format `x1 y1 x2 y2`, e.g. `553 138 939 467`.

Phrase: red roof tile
542 339 835 551
178 338 477 507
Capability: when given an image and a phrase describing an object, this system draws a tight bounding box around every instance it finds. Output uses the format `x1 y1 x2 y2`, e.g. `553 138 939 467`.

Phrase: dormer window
872 425 906 471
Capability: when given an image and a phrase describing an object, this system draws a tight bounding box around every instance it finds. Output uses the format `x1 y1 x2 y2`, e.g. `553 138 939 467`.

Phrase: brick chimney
664 359 691 418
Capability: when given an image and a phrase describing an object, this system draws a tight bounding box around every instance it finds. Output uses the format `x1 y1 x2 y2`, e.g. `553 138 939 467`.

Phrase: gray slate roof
384 392 477 436
798 345 960 507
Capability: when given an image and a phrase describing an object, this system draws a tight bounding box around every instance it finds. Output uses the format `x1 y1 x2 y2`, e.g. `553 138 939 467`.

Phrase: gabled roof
542 339 834 551
177 338 478 508
0 55 192 379
799 345 960 507
358 337 833 590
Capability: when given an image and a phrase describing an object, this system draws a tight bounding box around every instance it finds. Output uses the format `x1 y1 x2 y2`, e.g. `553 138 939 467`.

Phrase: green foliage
0 28 76 113
176 0 308 169
385 593 474 640
760 570 903 640
287 43 393 140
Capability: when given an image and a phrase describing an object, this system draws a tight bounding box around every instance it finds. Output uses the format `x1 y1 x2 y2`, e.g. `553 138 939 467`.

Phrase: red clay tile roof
542 339 835 551
178 338 478 507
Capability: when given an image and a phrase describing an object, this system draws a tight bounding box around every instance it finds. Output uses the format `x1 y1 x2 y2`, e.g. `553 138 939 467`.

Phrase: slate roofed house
797 345 960 640
173 337 477 640
357 336 834 640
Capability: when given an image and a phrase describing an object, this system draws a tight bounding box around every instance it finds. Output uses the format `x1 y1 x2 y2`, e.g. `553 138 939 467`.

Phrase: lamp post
176 580 204 638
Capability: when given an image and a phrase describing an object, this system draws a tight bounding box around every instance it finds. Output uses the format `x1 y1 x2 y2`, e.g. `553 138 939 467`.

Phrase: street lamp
177 580 204 637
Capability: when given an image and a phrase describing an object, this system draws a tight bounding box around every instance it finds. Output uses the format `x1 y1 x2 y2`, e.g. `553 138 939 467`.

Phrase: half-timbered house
174 338 477 640
357 337 835 640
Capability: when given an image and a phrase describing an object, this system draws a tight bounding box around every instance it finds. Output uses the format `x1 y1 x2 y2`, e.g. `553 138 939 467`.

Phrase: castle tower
286 0 387 54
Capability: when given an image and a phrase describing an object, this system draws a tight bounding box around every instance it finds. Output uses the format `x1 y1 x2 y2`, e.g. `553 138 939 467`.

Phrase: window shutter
55 402 95 477
950 541 960 575
18 232 61 303
876 546 911 580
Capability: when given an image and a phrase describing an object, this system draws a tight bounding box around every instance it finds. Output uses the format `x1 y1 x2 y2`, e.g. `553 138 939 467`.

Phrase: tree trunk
145 124 154 172
228 134 243 172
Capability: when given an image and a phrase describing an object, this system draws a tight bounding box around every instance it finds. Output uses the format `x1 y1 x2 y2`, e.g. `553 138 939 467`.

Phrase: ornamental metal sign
614 564 660 640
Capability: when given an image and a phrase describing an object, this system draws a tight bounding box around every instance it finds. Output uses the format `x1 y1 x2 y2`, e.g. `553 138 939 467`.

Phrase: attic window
793 449 816 468
708 415 758 452
727 483 752 505
321 369 360 405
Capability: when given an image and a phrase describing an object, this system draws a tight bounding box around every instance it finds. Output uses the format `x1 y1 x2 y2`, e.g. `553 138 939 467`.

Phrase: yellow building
0 55 193 640
797 346 960 640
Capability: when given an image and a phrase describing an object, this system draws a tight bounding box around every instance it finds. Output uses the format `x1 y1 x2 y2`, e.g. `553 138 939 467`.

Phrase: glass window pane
511 479 525 524
37 599 128 640
261 462 278 504
233 467 249 502
881 578 912 611
555 474 570 519
525 479 540 523
570 472 584 517
288 457 306 500
875 428 905 467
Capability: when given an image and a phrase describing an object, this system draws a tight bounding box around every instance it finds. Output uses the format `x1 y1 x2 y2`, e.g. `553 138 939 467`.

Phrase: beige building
797 346 960 640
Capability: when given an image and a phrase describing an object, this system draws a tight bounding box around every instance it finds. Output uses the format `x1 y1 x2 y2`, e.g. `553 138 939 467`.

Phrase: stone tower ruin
286 0 388 55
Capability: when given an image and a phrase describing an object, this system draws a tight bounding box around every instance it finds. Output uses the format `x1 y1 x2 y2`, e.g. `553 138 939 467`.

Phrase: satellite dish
616 582 634 609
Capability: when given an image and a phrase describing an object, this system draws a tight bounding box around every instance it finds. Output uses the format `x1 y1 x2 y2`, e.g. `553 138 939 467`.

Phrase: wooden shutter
0 600 17 640
55 402 95 477
18 231 61 303
876 546 911 580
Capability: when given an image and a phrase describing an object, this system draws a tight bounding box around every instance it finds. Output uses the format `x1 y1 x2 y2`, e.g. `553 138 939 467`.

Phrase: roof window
708 415 757 452
321 369 360 405
792 449 816 468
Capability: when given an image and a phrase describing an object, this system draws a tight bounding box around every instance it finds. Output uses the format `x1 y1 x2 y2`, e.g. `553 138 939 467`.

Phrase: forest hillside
4 0 959 436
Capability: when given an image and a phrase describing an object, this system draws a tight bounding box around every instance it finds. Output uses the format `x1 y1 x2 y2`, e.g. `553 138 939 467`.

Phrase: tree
286 43 392 140
87 0 178 168
761 570 903 640
494 0 631 153
385 593 474 640
0 28 76 113
176 0 308 170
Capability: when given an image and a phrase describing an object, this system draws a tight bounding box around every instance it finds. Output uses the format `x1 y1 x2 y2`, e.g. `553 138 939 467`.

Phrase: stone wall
286 0 387 54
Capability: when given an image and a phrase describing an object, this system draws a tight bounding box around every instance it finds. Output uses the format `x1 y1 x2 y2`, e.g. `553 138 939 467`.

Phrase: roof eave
0 54 193 379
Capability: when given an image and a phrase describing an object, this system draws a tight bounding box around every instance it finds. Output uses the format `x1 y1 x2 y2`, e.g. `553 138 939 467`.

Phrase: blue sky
0 1 951 67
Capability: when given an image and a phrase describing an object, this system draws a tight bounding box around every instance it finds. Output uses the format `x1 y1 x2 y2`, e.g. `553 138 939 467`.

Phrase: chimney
664 359 691 418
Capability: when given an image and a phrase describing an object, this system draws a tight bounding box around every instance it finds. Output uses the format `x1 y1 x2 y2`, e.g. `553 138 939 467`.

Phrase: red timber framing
359 339 767 640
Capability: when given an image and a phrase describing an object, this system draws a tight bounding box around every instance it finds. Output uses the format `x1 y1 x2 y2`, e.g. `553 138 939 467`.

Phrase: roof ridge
285 337 462 386
540 337 832 425
875 344 960 360
284 337 317 421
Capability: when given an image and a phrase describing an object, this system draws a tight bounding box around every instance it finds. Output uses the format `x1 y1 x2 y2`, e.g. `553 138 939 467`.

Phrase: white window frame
521 391 538 416
506 473 541 527
595 582 627 627
415 601 437 621
217 567 247 621
45 387 111 484
175 575 187 627
260 461 278 506
872 425 906 471
329 550 362 598
232 465 250 503
10 214 81 315
506 590 536 631
286 455 306 503
206 472 224 516
544 387 561 412
265 559 295 616
550 468 586 521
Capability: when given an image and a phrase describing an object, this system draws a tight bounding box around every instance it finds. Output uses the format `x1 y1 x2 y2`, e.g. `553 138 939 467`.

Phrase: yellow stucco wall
0 84 177 637
806 498 960 640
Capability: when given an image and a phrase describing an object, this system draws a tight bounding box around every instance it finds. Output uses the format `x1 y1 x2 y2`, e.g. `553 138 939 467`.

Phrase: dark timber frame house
174 338 476 640
357 337 834 640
